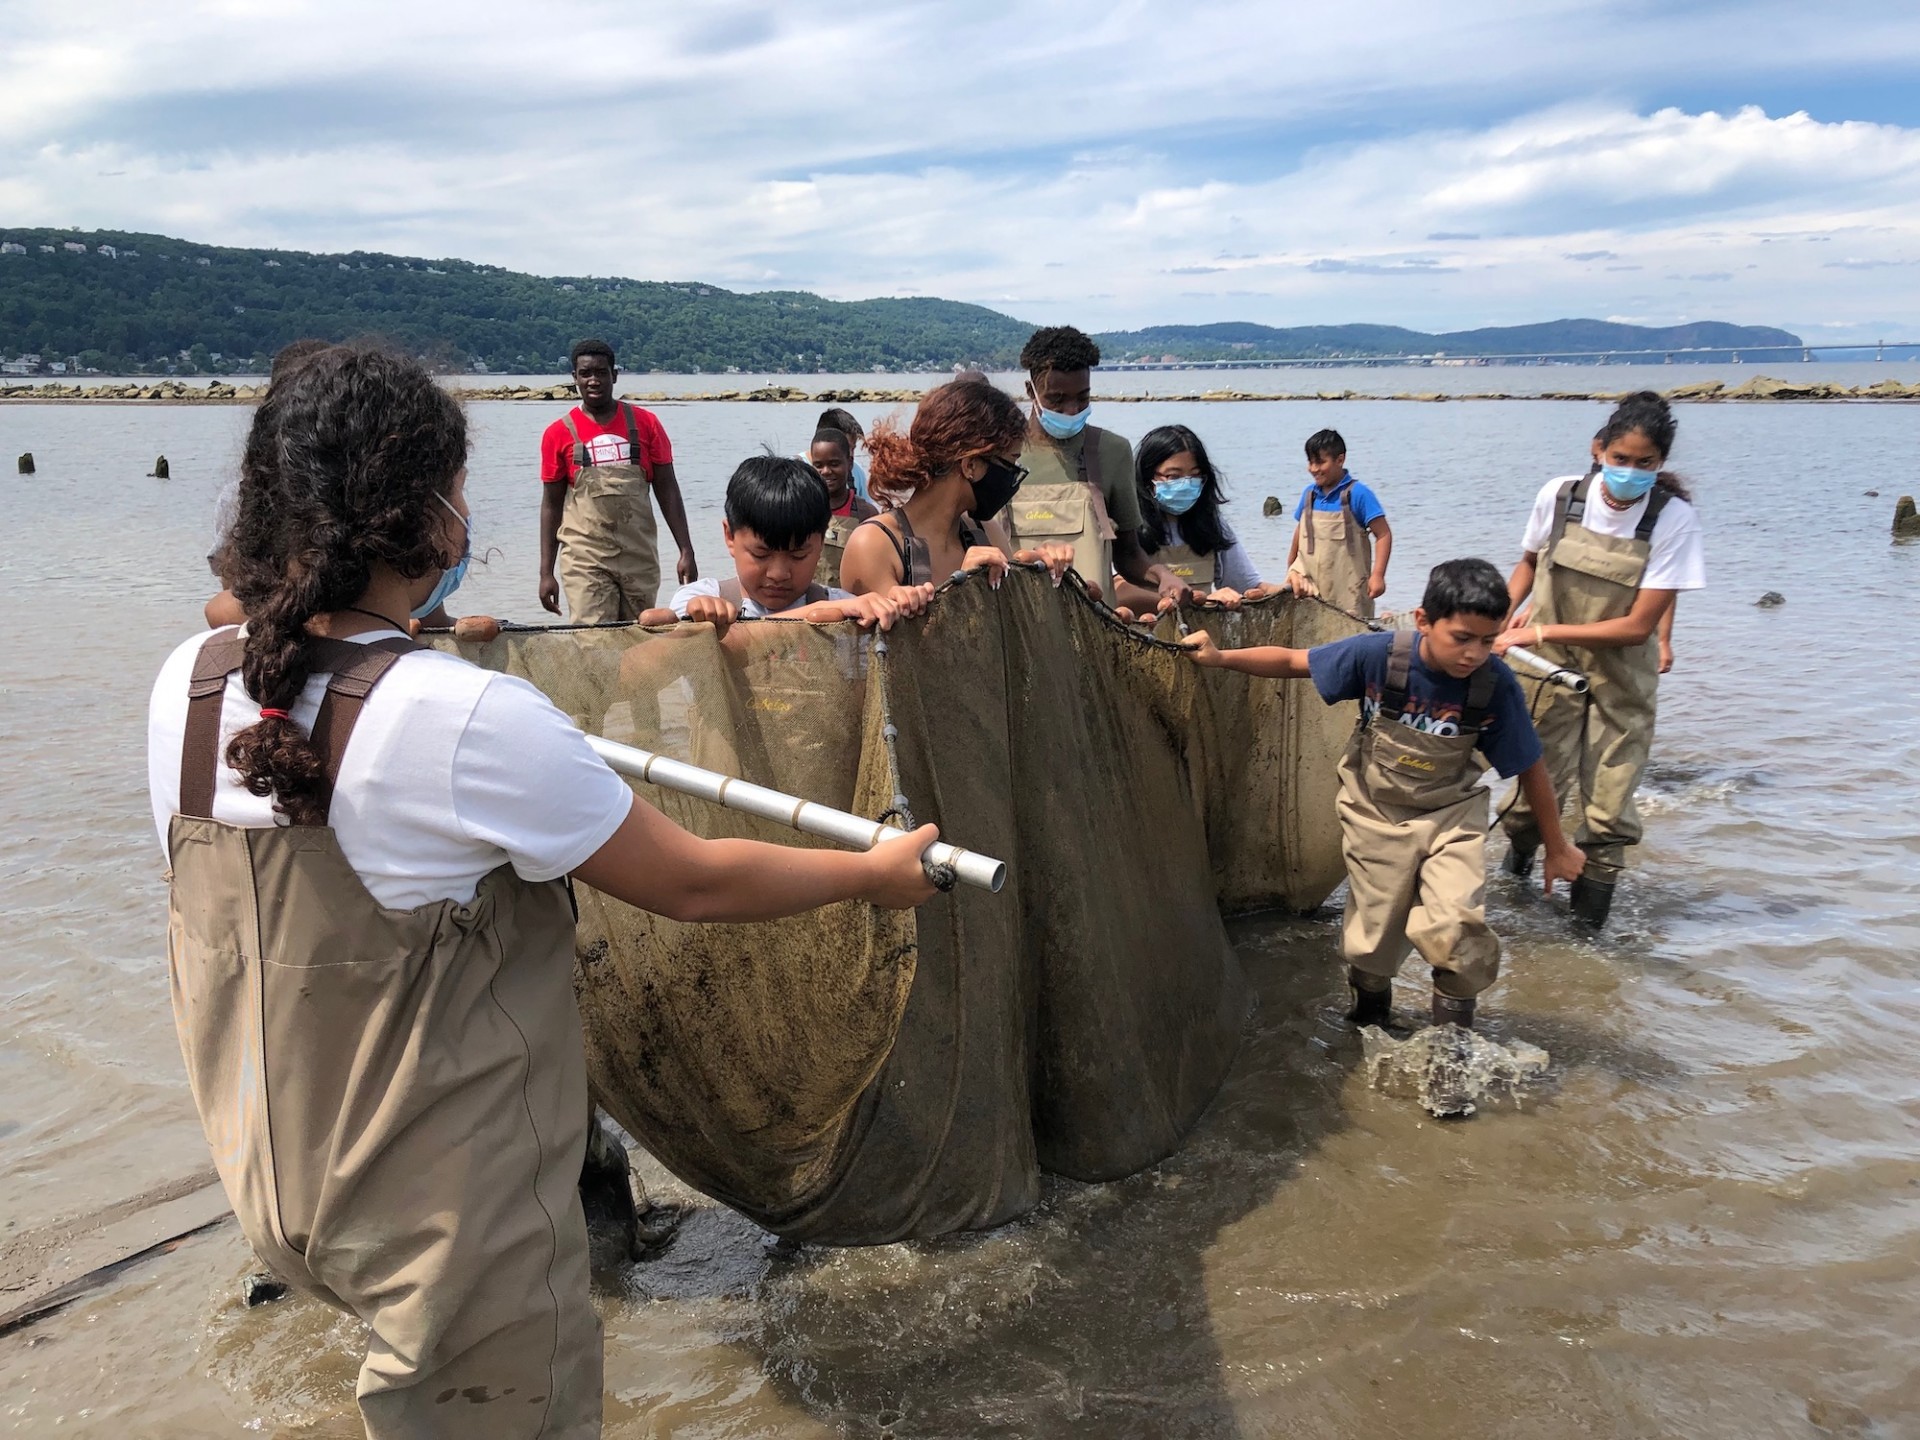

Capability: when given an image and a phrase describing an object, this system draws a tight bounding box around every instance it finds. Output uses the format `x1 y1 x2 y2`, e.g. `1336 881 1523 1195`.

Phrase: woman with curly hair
147 344 937 1438
837 375 1073 595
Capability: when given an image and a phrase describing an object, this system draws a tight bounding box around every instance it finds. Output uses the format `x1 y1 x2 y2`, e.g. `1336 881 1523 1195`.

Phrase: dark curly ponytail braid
222 345 468 824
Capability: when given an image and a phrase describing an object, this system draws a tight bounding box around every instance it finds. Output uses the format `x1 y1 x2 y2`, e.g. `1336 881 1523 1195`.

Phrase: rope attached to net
867 628 958 892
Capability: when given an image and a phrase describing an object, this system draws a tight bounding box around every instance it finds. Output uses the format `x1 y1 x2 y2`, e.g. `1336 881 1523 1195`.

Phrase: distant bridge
1101 342 1920 371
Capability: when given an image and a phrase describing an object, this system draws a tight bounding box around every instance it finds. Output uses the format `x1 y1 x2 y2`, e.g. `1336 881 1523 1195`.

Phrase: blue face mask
412 494 472 620
1600 464 1659 502
1036 403 1091 440
1154 477 1205 515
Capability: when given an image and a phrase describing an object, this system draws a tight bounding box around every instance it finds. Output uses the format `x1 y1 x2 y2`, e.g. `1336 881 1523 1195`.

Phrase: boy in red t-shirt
537 338 698 622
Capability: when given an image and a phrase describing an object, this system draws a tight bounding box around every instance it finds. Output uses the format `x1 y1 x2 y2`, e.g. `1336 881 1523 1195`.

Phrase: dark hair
724 454 831 549
1596 390 1691 501
1421 558 1510 623
866 377 1026 503
1304 428 1346 462
225 345 469 824
1019 325 1101 375
269 338 333 385
570 338 616 371
816 407 863 442
1134 424 1231 556
808 427 852 459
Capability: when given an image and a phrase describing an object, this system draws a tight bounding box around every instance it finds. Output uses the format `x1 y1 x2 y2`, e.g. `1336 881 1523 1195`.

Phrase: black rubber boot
1347 968 1392 1027
1431 993 1477 1030
1502 832 1537 880
1569 873 1617 930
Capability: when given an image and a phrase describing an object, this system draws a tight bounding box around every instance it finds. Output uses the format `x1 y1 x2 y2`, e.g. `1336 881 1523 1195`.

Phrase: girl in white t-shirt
149 344 937 1435
1494 390 1706 929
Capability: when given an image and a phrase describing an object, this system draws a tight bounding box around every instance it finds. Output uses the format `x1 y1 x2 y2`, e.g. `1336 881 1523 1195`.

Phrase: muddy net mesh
435 571 1361 1244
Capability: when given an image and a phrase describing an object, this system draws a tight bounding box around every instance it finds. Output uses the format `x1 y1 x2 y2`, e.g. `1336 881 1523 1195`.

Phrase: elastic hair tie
258 707 292 721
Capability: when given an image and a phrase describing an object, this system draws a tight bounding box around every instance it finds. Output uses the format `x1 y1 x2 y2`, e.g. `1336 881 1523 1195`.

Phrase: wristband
1534 624 1545 647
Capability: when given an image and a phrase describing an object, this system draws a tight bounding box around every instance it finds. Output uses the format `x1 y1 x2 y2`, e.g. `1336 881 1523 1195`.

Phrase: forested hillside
0 226 1800 374
0 227 1033 374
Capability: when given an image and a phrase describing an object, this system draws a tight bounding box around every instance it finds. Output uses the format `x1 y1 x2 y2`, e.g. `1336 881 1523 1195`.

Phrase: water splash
1360 1024 1551 1118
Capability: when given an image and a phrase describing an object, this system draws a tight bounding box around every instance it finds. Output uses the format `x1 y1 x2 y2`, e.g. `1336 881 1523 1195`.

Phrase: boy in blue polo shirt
1286 428 1392 618
1185 558 1584 1030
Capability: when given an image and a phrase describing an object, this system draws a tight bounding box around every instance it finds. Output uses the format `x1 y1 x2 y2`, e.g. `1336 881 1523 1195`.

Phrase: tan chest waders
1008 427 1120 600
1154 535 1216 591
557 403 662 623
166 631 601 1438
816 494 879 590
1289 480 1375 619
1501 476 1672 880
1337 630 1503 1000
858 507 991 587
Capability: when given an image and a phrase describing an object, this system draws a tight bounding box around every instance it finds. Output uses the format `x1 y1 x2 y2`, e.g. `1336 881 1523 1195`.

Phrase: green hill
1096 317 1803 362
0 227 1034 375
0 226 1801 374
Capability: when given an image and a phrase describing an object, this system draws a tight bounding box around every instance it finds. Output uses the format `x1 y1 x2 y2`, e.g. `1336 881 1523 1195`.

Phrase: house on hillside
63 241 86 253
38 245 54 253
0 242 24 255
97 244 118 258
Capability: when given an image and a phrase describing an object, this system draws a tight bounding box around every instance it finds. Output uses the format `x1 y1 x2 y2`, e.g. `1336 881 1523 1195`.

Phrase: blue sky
5 1 1920 340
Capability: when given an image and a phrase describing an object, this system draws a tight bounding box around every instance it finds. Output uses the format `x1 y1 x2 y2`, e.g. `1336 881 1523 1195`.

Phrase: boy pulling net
1185 559 1585 1034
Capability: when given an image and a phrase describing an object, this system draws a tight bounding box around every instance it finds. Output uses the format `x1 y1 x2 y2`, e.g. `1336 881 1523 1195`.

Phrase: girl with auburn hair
147 344 937 1438
839 375 1075 594
1494 389 1706 930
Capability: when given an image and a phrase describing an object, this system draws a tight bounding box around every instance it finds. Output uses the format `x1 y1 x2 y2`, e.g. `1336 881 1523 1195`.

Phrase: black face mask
968 455 1027 523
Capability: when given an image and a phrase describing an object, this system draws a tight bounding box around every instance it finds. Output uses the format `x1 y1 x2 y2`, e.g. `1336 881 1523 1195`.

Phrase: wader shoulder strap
1636 484 1675 543
1300 482 1321 555
1379 628 1415 720
179 628 247 819
858 513 920 586
1075 428 1119 541
1461 663 1497 733
306 638 420 809
179 631 420 822
1548 476 1585 551
560 410 589 472
958 513 990 549
618 402 649 480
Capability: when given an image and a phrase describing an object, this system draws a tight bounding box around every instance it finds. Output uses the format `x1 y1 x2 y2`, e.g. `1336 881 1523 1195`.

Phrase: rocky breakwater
7 375 1920 405
0 379 265 403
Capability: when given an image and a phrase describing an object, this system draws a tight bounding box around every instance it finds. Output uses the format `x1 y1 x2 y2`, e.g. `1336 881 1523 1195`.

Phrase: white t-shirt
148 629 633 910
669 577 852 619
1521 475 1706 592
1160 518 1263 592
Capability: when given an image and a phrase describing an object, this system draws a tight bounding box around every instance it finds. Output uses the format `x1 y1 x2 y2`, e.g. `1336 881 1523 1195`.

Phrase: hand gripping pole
586 735 1007 893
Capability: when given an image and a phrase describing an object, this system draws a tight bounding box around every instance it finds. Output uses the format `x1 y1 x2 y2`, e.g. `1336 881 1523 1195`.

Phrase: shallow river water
3 377 1919 1437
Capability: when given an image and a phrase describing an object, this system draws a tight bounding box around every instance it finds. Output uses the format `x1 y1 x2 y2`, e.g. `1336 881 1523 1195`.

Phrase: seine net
436 571 1362 1243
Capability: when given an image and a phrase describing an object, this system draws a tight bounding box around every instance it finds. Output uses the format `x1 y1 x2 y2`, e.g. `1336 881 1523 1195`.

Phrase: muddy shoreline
6 375 1920 405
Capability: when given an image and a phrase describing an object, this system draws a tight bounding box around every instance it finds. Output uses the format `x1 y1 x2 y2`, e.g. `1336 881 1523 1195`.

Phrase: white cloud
4 2 1920 338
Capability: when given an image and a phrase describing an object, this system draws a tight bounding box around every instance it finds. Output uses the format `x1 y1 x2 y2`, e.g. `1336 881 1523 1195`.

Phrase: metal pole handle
586 735 1007 893
1503 644 1590 693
